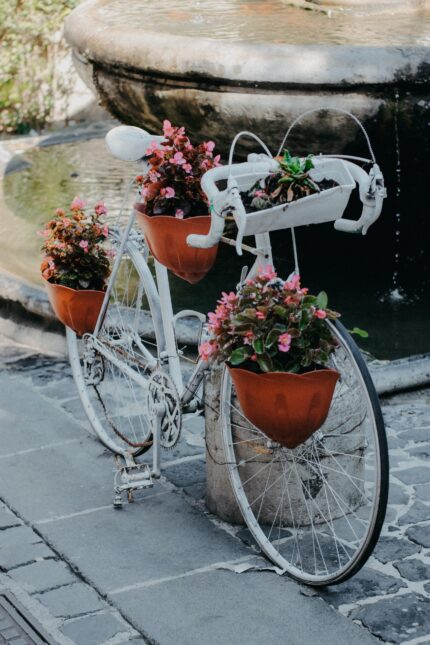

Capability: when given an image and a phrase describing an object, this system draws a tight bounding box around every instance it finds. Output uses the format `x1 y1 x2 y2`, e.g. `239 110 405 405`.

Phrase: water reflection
98 0 430 45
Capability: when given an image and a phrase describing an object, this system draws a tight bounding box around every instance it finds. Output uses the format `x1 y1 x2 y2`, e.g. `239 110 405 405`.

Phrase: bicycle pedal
113 462 153 507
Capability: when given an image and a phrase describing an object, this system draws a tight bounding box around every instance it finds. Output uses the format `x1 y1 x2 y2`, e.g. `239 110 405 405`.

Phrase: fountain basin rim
65 5 430 88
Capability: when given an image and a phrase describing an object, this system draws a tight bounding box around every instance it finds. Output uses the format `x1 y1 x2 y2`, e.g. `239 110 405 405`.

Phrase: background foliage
0 0 77 135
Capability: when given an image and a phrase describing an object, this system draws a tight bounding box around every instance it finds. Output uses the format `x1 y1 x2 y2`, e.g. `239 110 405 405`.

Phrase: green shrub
0 0 78 135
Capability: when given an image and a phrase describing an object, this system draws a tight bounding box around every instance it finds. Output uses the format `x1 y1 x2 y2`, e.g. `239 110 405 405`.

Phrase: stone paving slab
39 491 251 593
111 569 379 645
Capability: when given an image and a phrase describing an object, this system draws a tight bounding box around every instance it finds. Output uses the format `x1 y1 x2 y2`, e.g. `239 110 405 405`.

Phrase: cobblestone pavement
0 335 429 644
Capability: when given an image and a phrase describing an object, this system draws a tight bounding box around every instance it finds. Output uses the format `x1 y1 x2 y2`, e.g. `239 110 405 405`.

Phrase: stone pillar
205 360 367 526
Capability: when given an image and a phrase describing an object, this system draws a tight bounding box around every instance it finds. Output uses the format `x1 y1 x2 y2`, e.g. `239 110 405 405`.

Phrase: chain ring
146 369 182 449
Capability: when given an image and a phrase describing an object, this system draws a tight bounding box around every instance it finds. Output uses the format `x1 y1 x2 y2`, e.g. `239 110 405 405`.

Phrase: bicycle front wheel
67 233 165 457
221 319 389 586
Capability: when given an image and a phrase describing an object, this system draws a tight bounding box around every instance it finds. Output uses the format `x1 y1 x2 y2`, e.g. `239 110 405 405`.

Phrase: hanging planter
45 280 105 336
228 365 339 449
39 197 111 337
199 266 368 450
134 120 221 284
135 205 217 284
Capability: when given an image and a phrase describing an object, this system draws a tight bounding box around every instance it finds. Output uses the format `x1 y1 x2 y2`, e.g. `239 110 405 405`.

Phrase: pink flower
278 332 292 353
257 265 277 282
284 294 300 305
161 186 175 199
175 209 184 219
163 120 175 137
70 196 86 211
204 141 215 154
106 248 116 259
94 201 107 216
250 354 257 362
148 170 160 182
63 217 71 226
220 291 238 305
285 274 301 291
79 240 89 253
183 163 192 174
213 154 221 166
48 259 56 270
243 331 254 345
199 341 217 361
170 151 185 166
102 225 109 237
254 190 266 198
315 309 327 319
255 311 266 320
55 208 65 217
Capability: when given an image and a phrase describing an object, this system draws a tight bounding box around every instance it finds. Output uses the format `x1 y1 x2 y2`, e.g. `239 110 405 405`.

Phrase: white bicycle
67 110 389 586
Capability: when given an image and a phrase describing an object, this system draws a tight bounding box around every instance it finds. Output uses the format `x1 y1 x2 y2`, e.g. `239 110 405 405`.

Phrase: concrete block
35 582 107 618
8 559 76 593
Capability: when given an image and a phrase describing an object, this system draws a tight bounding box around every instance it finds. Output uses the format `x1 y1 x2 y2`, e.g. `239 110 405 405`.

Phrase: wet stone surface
1 339 430 643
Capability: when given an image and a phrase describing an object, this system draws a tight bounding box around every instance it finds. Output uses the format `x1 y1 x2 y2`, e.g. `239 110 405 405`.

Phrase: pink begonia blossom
161 186 175 199
55 208 65 217
102 226 109 237
315 309 327 319
79 240 89 253
163 120 175 137
183 163 192 174
213 154 222 166
278 332 292 353
70 196 86 211
250 354 257 362
257 265 277 281
285 274 301 291
175 209 184 219
148 170 160 182
170 151 185 165
220 291 237 305
63 217 71 226
199 341 218 361
284 294 300 305
95 201 107 216
243 331 254 345
255 311 266 320
204 141 215 154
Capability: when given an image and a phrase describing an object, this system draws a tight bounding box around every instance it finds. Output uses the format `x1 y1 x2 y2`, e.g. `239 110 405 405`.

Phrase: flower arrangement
40 197 112 291
135 120 221 219
242 150 335 212
199 266 340 374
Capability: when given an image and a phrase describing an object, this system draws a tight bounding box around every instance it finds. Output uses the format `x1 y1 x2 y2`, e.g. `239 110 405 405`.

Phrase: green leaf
349 327 369 339
230 346 252 365
257 355 273 373
316 291 328 310
265 328 281 348
252 338 264 354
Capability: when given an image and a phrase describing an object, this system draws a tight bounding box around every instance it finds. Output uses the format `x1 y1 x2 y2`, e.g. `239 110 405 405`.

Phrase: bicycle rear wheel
221 319 388 585
67 232 165 457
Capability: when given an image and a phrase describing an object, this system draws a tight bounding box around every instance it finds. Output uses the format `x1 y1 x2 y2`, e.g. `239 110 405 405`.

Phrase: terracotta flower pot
229 366 340 449
135 204 218 284
44 280 105 336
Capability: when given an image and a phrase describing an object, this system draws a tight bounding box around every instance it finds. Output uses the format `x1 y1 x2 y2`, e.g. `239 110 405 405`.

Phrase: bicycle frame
88 207 275 412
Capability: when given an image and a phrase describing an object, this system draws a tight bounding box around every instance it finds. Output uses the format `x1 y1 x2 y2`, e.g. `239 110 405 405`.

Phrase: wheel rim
221 322 388 585
67 238 164 456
